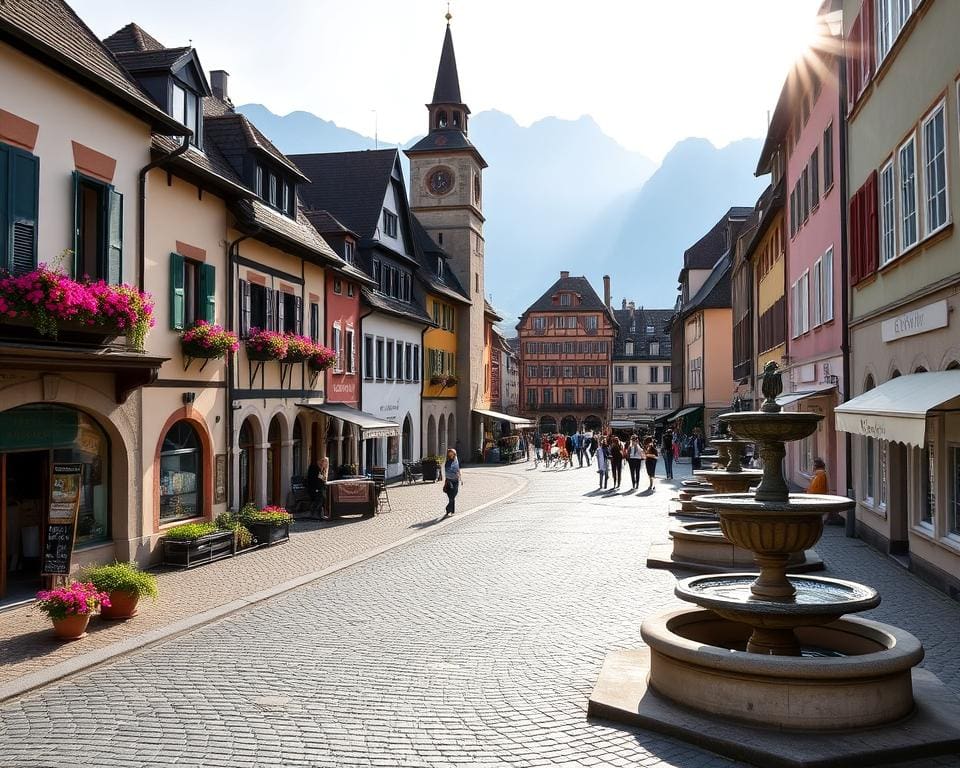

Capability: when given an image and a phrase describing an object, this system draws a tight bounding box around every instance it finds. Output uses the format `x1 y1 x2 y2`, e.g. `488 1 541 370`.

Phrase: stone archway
583 415 602 433
539 416 557 434
427 414 437 456
438 414 447 453
560 415 578 435
447 412 456 453
402 413 413 462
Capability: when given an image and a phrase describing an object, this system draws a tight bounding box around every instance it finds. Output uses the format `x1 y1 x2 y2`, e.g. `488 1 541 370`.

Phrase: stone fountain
591 363 960 766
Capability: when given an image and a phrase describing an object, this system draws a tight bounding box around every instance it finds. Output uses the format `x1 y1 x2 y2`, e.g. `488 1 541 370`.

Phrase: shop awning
609 419 637 429
298 403 400 439
472 408 535 428
776 384 836 409
835 371 960 447
660 404 703 422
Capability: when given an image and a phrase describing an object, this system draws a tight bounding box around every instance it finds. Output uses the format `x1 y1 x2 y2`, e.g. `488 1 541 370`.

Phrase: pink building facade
783 33 846 494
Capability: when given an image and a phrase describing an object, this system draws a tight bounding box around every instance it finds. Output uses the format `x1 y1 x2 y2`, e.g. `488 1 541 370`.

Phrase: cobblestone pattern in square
0 469 522 686
1 460 958 768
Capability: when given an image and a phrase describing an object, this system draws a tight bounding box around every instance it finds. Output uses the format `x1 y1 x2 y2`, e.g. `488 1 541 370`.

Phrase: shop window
950 446 960 537
159 421 203 523
73 172 122 284
238 418 255 508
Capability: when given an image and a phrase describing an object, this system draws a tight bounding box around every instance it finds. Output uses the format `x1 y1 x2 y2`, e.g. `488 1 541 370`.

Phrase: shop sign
42 463 83 575
858 418 888 439
881 300 948 343
0 408 78 452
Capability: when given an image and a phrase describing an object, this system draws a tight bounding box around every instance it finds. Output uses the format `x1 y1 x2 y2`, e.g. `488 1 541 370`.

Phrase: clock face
428 168 454 195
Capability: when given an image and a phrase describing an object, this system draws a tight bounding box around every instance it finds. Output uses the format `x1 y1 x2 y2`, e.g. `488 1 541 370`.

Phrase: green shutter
9 149 40 274
169 252 185 330
0 146 8 269
107 187 122 284
199 263 216 323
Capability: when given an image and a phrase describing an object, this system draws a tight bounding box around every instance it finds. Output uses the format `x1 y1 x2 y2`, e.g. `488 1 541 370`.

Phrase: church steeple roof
431 21 462 105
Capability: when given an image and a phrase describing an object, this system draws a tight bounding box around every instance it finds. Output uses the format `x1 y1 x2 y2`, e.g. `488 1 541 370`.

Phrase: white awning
835 371 960 446
472 408 535 428
609 419 637 429
777 384 836 409
298 403 400 439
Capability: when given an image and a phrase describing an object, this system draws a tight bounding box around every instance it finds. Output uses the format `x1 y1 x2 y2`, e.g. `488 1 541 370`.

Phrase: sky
73 0 825 162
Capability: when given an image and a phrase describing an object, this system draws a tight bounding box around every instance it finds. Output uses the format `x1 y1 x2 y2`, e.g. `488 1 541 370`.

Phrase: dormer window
171 82 200 146
255 166 264 197
560 293 572 306
268 174 278 207
625 341 634 355
383 209 398 238
650 342 660 356
436 256 443 278
281 182 290 215
344 240 355 265
646 325 654 334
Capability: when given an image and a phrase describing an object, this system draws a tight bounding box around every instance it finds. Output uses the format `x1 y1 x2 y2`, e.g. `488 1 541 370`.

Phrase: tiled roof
405 130 487 167
291 149 399 239
681 253 732 316
102 22 166 53
114 47 192 73
611 307 673 359
303 209 359 239
742 178 786 263
152 134 250 197
231 199 339 262
205 113 309 181
0 0 187 135
523 275 614 325
682 206 754 270
432 24 462 104
203 95 233 118
362 288 434 326
410 216 470 304
484 300 503 322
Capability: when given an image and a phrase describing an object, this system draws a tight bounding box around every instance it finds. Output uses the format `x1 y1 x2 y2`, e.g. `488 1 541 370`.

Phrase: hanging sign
42 463 83 576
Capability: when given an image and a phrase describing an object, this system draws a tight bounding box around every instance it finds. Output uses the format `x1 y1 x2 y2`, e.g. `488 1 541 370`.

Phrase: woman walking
596 438 610 489
626 435 644 490
443 448 461 516
609 435 624 489
644 437 659 491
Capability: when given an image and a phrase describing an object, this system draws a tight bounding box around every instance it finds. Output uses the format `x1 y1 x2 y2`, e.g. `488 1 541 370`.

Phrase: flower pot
51 613 91 640
0 316 120 347
162 529 236 568
422 460 440 482
100 590 140 620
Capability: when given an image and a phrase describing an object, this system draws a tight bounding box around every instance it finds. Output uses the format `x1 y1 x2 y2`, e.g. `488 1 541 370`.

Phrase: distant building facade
611 301 673 430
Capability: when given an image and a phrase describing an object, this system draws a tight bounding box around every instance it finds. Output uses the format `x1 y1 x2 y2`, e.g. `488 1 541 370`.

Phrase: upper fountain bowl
722 411 821 444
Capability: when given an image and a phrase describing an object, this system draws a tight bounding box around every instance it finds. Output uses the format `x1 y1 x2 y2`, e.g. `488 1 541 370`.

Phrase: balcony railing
524 402 608 412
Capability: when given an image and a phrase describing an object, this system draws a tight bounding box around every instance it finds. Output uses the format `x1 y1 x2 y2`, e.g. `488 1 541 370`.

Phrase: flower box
245 328 288 362
162 529 235 569
180 322 239 360
0 315 120 347
248 521 290 547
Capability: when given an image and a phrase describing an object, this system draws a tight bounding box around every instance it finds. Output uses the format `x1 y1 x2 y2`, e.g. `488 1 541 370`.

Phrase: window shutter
864 171 878 278
107 187 122 284
849 192 861 285
861 0 874 87
276 290 285 332
266 287 275 331
71 170 80 276
0 147 7 269
200 263 216 323
168 252 185 330
295 295 303 335
9 149 39 274
239 279 250 337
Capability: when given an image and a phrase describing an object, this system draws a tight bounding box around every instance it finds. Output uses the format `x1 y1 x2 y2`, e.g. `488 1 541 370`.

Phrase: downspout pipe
838 52 855 538
138 136 190 291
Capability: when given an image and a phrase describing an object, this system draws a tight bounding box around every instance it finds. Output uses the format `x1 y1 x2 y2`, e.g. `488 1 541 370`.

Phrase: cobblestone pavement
0 467 523 687
1 459 959 768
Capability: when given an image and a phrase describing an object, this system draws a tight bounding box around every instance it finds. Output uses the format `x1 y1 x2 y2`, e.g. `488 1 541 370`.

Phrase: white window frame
332 322 343 373
663 393 672 409
648 392 658 410
879 160 897 266
800 271 810 334
898 133 919 253
876 0 894 63
948 443 960 540
822 247 834 322
614 392 625 410
922 99 949 237
791 280 800 339
811 259 823 328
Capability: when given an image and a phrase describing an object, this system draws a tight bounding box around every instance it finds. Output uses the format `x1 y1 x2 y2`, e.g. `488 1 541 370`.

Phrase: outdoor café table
325 478 377 518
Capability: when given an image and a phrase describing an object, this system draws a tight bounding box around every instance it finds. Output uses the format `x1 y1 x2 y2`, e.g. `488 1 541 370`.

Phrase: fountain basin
720 411 821 443
692 469 761 494
641 608 923 730
670 522 807 568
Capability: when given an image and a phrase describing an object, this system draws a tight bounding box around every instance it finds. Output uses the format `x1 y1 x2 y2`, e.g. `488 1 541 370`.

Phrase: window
614 366 624 383
364 335 374 379
395 340 404 380
922 101 949 235
879 161 896 265
823 123 834 191
347 283 354 297
527 365 539 378
159 421 203 523
649 366 659 384
333 279 342 294
877 0 916 63
278 291 301 335
542 388 553 405
73 173 122 283
372 259 382 290
663 393 672 409
309 302 320 344
0 142 39 274
376 338 385 379
865 435 876 504
346 329 355 373
562 366 574 378
383 209 398 238
282 183 291 217
565 316 577 329
386 340 394 381
171 82 200 144
822 247 834 322
899 135 919 251
649 342 660 356
810 148 820 209
628 366 637 384
648 393 659 410
268 173 278 207
240 281 268 337
255 166 264 197
169 254 215 330
560 293 571 306
811 259 822 328
850 172 879 284
646 325 654 334
413 346 420 381
584 316 598 331
950 446 960 536
404 343 412 380
801 166 810 222
628 393 637 409
563 388 575 405
663 366 672 383
344 240 355 265
533 317 547 331
332 324 343 372
922 441 936 525
615 392 625 409
625 341 634 356
799 271 810 334
527 388 537 405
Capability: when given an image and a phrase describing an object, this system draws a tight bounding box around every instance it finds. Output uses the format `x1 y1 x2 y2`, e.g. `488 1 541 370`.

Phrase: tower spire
445 2 452 24
432 14 462 105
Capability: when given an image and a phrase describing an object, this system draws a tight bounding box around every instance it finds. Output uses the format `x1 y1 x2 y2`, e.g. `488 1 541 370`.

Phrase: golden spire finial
445 2 452 23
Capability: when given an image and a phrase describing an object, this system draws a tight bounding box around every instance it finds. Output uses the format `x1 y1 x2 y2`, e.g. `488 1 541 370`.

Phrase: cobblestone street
1 459 959 767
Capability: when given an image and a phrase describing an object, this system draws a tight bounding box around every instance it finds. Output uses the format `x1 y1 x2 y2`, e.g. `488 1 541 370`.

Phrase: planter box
0 316 121 347
162 529 235 568
248 522 290 547
421 461 440 482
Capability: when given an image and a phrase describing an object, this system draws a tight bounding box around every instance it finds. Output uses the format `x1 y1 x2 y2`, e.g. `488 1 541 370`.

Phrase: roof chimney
603 274 611 310
210 70 230 101
621 298 627 310
560 270 570 279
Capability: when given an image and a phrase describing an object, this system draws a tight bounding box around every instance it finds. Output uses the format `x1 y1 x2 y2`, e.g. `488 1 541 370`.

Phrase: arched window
160 421 202 523
402 414 412 461
427 414 437 456
452 111 461 128
914 366 928 374
891 369 901 379
947 360 960 371
438 414 447 453
560 415 578 435
437 110 448 129
447 413 456 451
539 416 557 434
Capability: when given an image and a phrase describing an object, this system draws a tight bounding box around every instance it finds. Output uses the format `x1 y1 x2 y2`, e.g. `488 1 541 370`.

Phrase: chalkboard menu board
41 463 82 576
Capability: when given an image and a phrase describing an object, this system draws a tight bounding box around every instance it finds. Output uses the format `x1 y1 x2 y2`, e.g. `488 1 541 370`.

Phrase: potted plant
245 328 288 361
34 581 110 640
308 344 337 373
161 521 235 568
80 561 158 620
240 504 293 547
429 374 458 389
421 455 443 482
181 321 240 360
282 334 317 363
215 511 255 552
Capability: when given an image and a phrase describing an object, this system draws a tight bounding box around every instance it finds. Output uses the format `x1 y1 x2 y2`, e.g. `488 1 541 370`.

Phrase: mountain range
238 104 768 327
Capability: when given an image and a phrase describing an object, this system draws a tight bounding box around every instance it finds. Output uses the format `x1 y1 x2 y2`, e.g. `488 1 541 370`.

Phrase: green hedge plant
81 561 159 599
162 522 219 541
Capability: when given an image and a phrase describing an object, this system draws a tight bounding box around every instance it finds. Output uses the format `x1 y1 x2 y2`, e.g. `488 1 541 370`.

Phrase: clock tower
406 12 489 454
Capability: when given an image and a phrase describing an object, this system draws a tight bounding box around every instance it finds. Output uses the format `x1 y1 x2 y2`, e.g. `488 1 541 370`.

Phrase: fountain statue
591 364 960 764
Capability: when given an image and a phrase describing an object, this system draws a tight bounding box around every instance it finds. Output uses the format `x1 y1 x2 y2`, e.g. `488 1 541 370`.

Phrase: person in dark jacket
661 428 675 479
608 435 624 489
443 448 461 516
690 427 705 471
565 434 575 468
